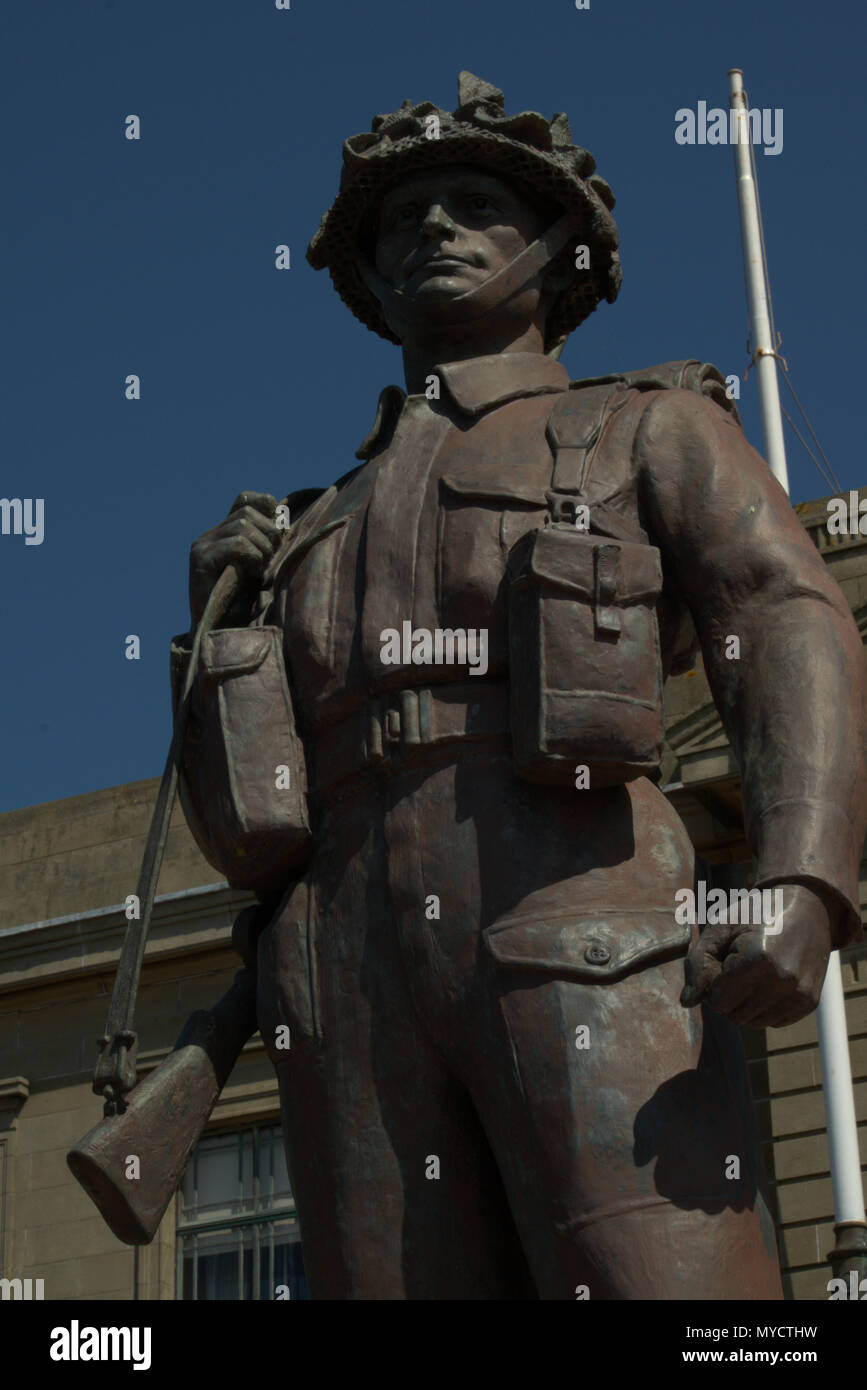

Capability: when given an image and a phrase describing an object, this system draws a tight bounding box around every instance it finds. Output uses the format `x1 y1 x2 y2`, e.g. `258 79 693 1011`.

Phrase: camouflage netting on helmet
306 72 622 352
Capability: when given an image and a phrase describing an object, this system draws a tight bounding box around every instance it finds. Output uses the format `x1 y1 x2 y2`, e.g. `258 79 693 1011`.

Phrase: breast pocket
437 475 547 632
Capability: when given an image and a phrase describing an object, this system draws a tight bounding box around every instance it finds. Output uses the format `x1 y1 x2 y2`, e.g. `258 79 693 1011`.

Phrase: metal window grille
176 1125 308 1300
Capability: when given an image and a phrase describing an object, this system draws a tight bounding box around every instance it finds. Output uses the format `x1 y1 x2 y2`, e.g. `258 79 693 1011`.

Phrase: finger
221 517 278 560
226 506 281 544
681 949 720 1006
230 491 278 519
209 536 271 577
708 939 783 1017
707 951 773 1017
680 927 731 1006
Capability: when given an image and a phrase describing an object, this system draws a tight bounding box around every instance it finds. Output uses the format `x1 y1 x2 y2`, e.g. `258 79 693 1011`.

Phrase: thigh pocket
482 908 691 982
257 877 323 1053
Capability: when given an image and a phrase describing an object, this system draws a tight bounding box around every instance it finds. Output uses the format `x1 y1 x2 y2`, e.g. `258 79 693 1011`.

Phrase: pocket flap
440 474 548 508
509 527 663 603
200 626 282 680
275 514 349 570
482 908 691 981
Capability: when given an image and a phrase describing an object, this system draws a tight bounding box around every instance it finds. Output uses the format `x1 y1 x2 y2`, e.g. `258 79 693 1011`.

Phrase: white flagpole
728 68 867 1287
728 72 789 492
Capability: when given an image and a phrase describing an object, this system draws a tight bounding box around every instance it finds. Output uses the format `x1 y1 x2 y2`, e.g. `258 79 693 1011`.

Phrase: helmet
306 71 622 353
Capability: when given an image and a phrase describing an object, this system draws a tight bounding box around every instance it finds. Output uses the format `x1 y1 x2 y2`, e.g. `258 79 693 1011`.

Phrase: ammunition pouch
508 525 664 785
173 625 312 894
507 381 665 787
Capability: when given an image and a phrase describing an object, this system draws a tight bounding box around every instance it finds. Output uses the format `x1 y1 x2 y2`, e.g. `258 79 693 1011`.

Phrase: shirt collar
355 352 570 459
438 352 570 415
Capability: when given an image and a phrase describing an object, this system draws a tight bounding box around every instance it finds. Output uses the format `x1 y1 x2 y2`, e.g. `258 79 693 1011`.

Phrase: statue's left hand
680 883 838 1028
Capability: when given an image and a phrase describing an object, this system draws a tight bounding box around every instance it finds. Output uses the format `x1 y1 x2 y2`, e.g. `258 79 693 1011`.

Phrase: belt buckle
366 689 427 767
546 491 584 526
384 706 401 748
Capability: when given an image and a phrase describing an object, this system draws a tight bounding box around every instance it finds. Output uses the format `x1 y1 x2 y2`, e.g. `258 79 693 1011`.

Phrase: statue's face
373 163 547 304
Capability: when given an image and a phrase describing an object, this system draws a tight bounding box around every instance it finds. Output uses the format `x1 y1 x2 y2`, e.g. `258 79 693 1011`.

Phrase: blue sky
2 0 864 814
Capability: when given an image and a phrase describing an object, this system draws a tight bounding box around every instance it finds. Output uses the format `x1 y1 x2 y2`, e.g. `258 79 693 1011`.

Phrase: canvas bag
190 622 312 892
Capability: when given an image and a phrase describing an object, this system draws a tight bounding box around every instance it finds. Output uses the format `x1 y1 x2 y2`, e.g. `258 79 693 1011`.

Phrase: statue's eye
468 194 494 212
382 204 417 232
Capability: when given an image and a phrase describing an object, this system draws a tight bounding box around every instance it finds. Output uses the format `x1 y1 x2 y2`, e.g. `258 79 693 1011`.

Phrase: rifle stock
68 967 258 1245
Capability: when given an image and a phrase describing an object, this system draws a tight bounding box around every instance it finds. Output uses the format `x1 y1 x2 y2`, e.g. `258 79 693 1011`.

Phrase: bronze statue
71 72 866 1299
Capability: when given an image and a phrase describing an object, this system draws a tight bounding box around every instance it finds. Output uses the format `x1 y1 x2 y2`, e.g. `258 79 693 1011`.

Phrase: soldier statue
171 72 866 1299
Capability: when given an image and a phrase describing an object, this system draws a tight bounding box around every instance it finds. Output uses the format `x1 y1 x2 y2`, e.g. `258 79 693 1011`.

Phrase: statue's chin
378 269 539 343
380 283 477 341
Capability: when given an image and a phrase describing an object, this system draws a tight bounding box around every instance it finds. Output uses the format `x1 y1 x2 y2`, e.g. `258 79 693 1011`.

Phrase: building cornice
0 882 254 994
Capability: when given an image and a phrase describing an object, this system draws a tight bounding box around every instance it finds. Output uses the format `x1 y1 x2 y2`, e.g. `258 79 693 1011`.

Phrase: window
177 1125 308 1300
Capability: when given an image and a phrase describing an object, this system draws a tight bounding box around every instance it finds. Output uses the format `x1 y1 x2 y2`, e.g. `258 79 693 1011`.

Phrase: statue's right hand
189 491 281 627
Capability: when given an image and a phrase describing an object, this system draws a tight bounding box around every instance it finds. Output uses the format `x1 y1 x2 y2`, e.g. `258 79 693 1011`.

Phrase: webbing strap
546 382 627 498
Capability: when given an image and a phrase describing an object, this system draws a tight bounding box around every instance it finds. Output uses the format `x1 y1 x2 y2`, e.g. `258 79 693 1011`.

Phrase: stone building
0 489 864 1301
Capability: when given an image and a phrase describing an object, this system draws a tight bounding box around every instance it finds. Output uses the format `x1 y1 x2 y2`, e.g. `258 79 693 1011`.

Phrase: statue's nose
421 203 457 238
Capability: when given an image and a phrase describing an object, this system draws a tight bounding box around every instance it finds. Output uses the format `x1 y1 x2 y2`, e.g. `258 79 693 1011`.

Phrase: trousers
256 741 783 1299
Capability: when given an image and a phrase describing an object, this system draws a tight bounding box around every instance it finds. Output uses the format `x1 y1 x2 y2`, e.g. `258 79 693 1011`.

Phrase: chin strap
357 212 581 339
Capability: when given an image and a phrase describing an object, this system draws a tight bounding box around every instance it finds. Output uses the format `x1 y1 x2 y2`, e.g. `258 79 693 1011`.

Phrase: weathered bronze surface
68 968 257 1244
74 72 867 1297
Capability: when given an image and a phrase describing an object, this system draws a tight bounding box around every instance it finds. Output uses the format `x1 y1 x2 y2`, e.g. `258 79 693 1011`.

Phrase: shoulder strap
545 380 639 539
544 357 740 540
545 381 627 499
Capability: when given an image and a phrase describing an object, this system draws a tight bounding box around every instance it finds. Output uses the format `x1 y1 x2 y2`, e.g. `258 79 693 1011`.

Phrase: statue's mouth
409 255 475 277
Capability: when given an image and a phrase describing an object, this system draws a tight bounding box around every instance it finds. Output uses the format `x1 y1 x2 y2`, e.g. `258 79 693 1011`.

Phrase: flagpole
728 67 866 1286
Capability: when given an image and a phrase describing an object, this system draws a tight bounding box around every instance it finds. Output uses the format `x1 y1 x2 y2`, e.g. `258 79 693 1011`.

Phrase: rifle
68 965 258 1243
67 564 262 1245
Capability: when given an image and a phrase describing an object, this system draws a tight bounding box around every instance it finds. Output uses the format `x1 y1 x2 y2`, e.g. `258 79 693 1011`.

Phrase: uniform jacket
172 352 867 948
